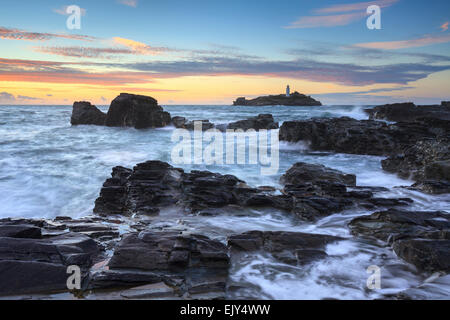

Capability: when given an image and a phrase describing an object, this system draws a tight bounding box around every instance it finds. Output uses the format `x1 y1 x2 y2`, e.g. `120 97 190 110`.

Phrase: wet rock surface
382 137 450 194
349 209 450 272
172 114 279 132
0 218 103 296
89 231 229 298
279 116 441 156
281 162 356 186
94 160 412 222
228 230 342 265
218 114 279 131
70 101 106 126
366 102 450 122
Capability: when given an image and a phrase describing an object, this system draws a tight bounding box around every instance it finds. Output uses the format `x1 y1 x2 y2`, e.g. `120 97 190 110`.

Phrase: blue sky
0 0 449 104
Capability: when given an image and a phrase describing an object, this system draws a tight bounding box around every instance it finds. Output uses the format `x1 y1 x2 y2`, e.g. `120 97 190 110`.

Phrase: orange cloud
112 37 166 55
441 22 449 32
356 34 450 50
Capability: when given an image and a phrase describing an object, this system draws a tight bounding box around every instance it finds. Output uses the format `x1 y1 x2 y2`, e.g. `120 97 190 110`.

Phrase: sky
0 0 449 105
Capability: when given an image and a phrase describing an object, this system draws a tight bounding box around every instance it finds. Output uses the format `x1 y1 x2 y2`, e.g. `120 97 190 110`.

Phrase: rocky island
233 90 322 107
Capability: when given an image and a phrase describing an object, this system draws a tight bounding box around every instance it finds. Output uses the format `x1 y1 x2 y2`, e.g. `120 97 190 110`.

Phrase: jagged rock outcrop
233 92 321 106
70 101 106 125
105 93 171 129
381 137 450 194
366 102 450 122
349 209 450 273
279 117 445 156
228 231 342 265
94 160 413 221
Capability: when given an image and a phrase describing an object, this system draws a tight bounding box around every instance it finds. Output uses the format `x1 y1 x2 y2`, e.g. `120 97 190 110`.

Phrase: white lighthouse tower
286 85 290 97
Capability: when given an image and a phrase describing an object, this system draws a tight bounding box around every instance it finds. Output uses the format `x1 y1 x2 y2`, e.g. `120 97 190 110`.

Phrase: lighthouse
286 85 290 97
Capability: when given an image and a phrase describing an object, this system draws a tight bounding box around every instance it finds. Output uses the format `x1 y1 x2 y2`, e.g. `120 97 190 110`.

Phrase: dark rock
222 114 279 131
279 117 440 156
382 137 450 194
171 116 188 128
108 231 229 271
70 101 106 126
172 118 215 131
348 209 450 243
99 231 229 296
393 239 450 272
0 232 100 296
228 231 342 265
94 160 417 221
412 180 450 195
349 209 450 272
0 224 42 239
233 92 321 106
280 162 356 186
105 93 171 129
87 269 166 290
365 102 450 122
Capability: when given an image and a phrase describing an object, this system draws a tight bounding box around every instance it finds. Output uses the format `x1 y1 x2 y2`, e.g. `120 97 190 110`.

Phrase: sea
0 104 449 299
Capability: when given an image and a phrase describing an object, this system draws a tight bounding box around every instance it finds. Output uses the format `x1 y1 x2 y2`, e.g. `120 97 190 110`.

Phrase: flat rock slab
228 230 343 265
349 209 450 273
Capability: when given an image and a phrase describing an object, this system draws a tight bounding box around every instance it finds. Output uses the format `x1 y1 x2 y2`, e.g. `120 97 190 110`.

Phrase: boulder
70 101 106 125
105 93 171 129
280 162 356 186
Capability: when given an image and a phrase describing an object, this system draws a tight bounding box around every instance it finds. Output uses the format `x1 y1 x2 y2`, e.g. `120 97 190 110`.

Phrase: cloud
0 91 41 103
356 34 450 50
117 56 450 86
287 0 398 29
112 37 167 55
314 0 398 14
35 46 135 59
441 22 449 32
0 26 95 42
118 0 138 7
286 12 364 29
53 6 87 16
